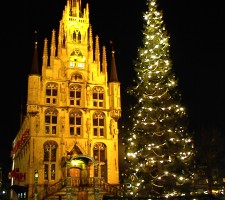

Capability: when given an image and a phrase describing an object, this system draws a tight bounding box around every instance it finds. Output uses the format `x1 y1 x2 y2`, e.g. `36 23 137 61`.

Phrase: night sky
1 0 225 178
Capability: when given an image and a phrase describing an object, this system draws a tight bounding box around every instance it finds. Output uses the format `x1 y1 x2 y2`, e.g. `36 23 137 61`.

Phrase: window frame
69 84 82 106
46 83 58 105
93 112 105 137
93 143 107 179
45 108 58 135
69 110 82 136
43 141 58 181
93 87 104 108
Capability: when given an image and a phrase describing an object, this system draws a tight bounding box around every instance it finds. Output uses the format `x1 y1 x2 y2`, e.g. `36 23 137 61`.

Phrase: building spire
30 31 39 75
109 41 119 82
50 29 56 66
70 0 81 17
95 35 100 63
102 46 107 74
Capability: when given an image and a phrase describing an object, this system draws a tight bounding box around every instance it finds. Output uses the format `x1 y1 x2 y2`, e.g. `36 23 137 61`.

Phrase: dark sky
1 0 225 175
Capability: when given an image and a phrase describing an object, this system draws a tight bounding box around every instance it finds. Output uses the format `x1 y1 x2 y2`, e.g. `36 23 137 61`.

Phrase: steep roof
109 42 119 82
30 31 39 75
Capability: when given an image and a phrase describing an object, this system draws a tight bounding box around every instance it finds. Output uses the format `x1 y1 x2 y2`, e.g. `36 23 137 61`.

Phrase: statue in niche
60 83 66 102
86 118 91 133
36 115 40 133
61 117 65 132
86 86 91 106
110 118 115 135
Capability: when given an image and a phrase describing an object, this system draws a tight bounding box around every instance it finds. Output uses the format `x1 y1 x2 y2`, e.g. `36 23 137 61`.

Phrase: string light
124 0 195 198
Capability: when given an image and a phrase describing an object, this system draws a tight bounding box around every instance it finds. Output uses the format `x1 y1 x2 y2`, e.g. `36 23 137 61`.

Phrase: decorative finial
34 30 38 45
110 40 115 53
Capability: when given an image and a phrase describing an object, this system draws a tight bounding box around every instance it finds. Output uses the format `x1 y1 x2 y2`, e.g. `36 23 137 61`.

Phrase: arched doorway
69 165 81 186
67 155 97 187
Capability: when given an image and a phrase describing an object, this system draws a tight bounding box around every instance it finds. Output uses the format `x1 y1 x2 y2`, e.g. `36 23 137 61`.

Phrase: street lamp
34 169 38 200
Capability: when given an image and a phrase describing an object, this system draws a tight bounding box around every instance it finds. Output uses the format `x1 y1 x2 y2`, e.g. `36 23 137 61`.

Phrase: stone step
43 186 111 200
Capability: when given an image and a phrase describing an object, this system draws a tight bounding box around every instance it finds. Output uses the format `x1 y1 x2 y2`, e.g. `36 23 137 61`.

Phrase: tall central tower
10 0 121 199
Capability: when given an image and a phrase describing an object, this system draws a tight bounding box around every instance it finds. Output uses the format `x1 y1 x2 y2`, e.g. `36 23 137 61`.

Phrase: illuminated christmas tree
123 0 195 198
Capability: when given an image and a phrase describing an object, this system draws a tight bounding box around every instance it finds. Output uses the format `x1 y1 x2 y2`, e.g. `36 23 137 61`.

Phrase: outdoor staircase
37 178 125 200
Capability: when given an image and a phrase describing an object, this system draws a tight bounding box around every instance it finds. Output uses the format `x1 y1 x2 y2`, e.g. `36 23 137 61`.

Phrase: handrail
38 177 125 200
38 178 67 200
98 178 125 197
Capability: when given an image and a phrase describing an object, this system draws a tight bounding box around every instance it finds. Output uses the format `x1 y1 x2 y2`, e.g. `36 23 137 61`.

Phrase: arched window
72 30 81 42
78 31 81 43
73 31 76 41
46 83 58 104
75 73 82 80
45 108 58 135
43 141 58 180
93 143 107 180
92 87 104 108
71 73 83 82
93 112 105 137
69 84 82 106
69 50 85 68
69 110 82 136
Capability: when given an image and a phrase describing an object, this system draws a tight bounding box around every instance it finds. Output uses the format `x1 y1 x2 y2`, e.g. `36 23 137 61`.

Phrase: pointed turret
42 38 48 67
85 3 89 19
70 0 81 17
42 38 48 78
109 41 119 82
50 29 56 66
57 21 63 57
95 35 100 63
102 46 107 74
88 25 93 61
27 31 41 114
102 46 108 85
95 36 100 75
30 31 39 75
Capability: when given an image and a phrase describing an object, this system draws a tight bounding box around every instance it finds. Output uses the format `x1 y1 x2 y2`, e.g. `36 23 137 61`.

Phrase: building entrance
69 167 81 186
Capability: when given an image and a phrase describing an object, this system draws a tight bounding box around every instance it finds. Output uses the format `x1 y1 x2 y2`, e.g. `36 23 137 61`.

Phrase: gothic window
70 61 75 68
69 84 81 106
51 164 56 180
75 74 82 80
45 108 58 135
43 141 58 180
69 110 82 136
71 73 83 82
93 143 107 179
72 30 81 43
69 50 85 68
93 112 105 137
73 31 76 41
44 164 49 180
93 87 104 108
78 32 81 43
46 83 58 104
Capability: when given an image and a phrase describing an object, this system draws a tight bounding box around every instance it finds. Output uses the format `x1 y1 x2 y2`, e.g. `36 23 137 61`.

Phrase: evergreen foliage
123 0 195 197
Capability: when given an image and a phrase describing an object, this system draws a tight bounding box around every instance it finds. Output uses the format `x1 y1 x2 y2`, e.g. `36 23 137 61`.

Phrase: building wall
10 0 121 199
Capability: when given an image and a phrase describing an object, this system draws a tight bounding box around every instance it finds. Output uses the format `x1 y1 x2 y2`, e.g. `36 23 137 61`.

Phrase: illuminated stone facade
10 0 121 199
